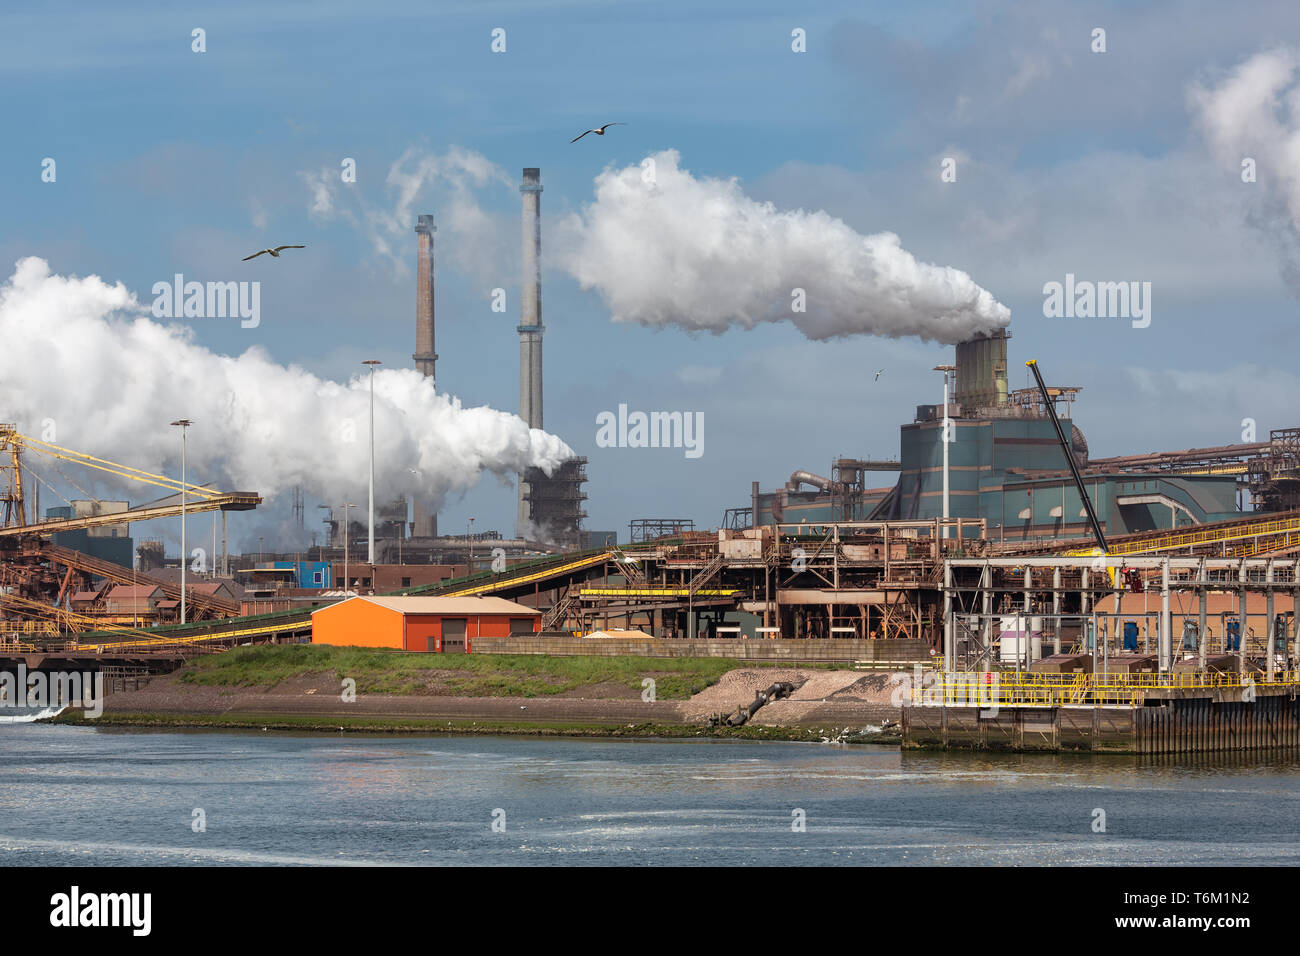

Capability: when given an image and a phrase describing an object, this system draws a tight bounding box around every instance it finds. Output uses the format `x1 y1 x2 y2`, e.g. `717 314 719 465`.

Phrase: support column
981 563 992 674
1266 559 1276 680
943 560 953 674
1239 560 1248 676
1199 559 1208 672
1160 558 1171 673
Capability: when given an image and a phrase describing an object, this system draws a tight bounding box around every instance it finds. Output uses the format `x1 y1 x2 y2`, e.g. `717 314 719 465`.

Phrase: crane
0 424 260 538
1024 361 1108 554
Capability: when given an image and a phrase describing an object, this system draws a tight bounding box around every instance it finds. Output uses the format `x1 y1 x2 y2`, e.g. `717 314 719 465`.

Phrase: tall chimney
517 168 544 534
414 214 437 378
412 214 438 537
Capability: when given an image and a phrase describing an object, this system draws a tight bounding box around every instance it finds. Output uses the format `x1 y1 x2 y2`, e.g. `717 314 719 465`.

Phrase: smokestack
412 214 438 537
518 168 544 533
414 214 437 379
954 328 1010 414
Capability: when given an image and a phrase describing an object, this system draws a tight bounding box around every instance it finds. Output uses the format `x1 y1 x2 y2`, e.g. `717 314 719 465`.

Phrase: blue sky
4 0 1300 551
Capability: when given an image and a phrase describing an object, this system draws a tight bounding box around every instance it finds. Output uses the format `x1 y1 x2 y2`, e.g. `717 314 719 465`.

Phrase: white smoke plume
1191 48 1300 291
302 146 513 282
554 150 1010 344
0 258 572 512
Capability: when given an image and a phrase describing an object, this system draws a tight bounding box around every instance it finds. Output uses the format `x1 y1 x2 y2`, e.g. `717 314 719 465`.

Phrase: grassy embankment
172 643 748 698
54 710 874 742
49 645 898 742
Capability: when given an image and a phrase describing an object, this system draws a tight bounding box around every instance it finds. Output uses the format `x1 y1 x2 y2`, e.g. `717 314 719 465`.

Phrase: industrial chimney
517 168 544 534
953 328 1009 414
414 214 437 379
412 214 438 537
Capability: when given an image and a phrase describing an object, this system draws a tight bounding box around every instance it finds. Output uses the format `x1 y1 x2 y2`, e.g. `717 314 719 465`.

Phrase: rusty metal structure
528 517 987 641
0 426 259 637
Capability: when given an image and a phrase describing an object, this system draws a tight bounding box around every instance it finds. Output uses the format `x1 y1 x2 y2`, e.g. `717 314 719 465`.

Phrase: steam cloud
0 258 572 512
303 146 513 282
1191 48 1300 291
555 150 1010 344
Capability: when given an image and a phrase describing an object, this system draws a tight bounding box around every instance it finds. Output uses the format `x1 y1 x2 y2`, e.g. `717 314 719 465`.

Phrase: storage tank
999 614 1044 663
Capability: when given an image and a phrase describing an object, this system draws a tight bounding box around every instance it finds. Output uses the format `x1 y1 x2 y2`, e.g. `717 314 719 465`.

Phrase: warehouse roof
312 595 540 616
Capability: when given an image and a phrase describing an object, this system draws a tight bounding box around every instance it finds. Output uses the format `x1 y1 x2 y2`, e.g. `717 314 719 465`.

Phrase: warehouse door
442 618 468 653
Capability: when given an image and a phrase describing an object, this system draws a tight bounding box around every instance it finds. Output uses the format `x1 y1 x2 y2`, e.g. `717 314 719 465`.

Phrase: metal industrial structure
514 166 588 547
0 425 259 635
742 329 1300 549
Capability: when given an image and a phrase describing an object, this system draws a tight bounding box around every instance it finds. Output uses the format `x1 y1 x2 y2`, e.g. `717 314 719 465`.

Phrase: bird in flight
875 369 885 380
570 123 626 143
242 245 306 261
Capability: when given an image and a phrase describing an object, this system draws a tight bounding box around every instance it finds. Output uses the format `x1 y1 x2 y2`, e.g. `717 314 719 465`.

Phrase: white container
999 616 1043 663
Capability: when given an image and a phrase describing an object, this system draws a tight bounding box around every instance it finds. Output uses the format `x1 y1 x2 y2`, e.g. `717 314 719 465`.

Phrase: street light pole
363 360 382 568
933 366 955 540
170 419 192 624
468 516 475 574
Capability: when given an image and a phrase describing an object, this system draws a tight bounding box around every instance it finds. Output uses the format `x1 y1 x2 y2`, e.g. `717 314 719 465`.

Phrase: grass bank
50 709 898 744
175 644 749 699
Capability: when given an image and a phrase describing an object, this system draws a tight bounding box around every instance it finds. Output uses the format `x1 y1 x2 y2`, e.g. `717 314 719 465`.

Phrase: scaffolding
941 555 1300 681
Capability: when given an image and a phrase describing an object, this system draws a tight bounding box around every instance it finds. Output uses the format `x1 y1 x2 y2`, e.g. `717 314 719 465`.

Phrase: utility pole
169 419 192 625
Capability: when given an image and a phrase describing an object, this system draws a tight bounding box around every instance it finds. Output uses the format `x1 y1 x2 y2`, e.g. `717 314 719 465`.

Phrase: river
2 724 1298 865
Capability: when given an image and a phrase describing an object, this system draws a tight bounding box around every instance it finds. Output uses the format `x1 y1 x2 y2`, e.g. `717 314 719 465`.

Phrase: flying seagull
242 245 306 261
875 369 885 380
570 123 626 143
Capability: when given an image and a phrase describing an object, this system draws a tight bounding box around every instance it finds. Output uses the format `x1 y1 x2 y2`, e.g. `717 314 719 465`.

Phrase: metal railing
911 669 1300 707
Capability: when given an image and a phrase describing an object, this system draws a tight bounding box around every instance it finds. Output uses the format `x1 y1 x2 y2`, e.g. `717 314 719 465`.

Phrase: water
3 724 1300 865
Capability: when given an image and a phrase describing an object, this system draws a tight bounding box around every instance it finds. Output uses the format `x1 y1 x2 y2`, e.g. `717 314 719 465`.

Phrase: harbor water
2 724 1299 866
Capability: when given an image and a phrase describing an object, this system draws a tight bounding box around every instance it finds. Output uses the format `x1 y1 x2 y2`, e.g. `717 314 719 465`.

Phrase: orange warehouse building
310 595 542 653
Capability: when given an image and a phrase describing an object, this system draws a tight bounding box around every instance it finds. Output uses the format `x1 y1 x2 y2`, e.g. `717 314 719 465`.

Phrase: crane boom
0 424 260 537
1025 359 1108 554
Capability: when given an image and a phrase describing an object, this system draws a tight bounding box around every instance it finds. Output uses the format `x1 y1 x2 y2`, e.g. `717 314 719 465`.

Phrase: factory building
311 595 541 652
748 329 1242 542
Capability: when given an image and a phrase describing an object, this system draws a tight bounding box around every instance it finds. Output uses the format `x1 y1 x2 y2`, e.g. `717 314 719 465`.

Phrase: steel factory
7 163 1300 755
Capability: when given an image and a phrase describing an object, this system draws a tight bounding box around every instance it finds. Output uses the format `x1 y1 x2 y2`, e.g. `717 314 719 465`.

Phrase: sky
4 0 1300 553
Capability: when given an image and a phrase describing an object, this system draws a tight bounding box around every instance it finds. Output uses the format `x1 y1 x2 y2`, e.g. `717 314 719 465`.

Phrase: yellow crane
0 424 260 537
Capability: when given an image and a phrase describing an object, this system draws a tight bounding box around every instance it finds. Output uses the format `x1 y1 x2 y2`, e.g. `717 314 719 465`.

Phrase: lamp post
468 516 475 574
363 360 382 567
933 366 955 540
341 502 355 594
169 419 192 625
